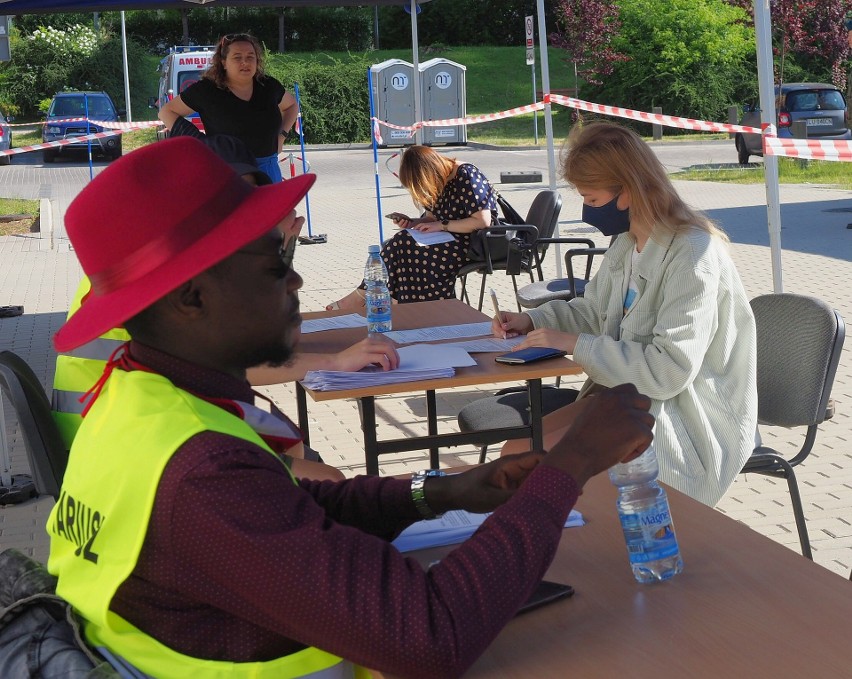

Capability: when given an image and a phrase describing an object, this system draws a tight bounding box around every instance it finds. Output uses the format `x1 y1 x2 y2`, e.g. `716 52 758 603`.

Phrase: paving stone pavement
1 141 850 578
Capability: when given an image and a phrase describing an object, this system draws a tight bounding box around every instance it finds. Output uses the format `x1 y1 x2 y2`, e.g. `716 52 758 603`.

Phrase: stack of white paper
302 366 455 391
392 509 585 553
300 343 476 391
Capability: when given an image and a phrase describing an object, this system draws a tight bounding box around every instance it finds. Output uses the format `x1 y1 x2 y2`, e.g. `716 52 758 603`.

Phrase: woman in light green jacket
497 122 757 507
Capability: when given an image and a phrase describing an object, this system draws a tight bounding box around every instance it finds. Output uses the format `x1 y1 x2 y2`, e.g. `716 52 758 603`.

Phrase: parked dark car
0 111 11 166
42 91 124 163
735 82 851 165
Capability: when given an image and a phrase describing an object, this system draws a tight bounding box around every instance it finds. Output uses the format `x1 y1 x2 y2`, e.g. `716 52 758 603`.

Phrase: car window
178 72 201 93
816 90 845 111
88 98 115 118
786 91 819 112
51 98 85 117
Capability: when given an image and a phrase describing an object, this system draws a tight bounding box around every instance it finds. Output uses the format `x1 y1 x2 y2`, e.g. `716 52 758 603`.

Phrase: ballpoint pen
489 288 507 340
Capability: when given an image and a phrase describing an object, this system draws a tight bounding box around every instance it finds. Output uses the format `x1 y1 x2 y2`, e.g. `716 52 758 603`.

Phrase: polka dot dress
382 163 498 303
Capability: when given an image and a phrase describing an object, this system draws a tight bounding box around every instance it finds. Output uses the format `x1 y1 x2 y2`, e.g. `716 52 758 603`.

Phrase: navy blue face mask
581 195 630 236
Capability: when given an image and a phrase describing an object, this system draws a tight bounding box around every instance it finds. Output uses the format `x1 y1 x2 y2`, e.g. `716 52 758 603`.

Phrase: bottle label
619 499 680 564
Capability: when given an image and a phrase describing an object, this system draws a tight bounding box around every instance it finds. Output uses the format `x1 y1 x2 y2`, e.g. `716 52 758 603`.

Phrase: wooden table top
297 299 583 401
406 473 852 677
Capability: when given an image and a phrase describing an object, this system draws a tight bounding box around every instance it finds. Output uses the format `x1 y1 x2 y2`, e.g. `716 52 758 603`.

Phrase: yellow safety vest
52 276 130 449
47 368 365 678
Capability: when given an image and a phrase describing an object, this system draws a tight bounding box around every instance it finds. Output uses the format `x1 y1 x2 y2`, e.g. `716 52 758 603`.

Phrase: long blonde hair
398 145 457 210
205 33 266 89
561 122 728 242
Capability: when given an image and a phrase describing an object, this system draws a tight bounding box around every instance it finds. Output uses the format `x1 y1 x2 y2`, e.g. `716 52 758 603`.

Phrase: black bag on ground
467 193 526 263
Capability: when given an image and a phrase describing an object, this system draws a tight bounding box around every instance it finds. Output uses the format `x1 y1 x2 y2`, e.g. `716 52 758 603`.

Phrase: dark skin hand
426 384 655 512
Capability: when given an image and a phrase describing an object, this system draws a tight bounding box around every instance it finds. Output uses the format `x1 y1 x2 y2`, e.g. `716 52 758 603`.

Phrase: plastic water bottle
364 245 392 335
608 445 684 583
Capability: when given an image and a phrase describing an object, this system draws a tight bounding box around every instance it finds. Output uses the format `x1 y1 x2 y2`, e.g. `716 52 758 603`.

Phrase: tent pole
410 0 422 145
120 11 132 122
537 0 561 276
754 0 783 293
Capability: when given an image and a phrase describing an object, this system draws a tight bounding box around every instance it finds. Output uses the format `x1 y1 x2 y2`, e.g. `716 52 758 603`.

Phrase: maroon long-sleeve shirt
110 342 580 678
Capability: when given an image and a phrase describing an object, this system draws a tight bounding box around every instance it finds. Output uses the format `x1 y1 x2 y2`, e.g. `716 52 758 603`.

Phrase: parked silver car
0 111 11 166
734 82 851 165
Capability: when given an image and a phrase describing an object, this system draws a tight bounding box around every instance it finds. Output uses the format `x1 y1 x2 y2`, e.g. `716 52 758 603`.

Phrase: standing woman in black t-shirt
158 33 297 182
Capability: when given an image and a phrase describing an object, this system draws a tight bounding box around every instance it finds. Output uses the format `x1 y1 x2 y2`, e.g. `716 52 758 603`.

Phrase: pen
489 288 507 340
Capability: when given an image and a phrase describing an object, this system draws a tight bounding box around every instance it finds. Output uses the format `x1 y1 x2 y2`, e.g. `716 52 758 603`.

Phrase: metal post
410 0 422 145
120 12 132 122
652 106 662 141
532 65 538 144
368 67 385 244
754 0 783 293
536 0 561 277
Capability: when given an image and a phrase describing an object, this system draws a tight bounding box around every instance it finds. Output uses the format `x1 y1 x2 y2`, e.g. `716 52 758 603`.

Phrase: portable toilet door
370 59 415 148
419 58 467 145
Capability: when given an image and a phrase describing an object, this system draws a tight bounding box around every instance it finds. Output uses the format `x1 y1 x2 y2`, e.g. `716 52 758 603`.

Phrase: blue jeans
0 549 115 677
256 154 283 183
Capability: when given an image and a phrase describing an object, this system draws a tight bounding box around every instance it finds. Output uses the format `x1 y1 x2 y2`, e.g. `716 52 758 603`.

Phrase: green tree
583 0 754 126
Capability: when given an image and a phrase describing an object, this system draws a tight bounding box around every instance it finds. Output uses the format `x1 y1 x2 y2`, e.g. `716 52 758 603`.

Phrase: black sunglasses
220 33 253 46
235 234 297 271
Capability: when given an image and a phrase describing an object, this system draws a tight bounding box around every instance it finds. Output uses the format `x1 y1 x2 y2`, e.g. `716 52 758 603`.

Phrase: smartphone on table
515 580 575 616
495 347 567 365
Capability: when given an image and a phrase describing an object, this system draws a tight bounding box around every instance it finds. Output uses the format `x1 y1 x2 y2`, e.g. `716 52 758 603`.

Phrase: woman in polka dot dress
328 145 498 309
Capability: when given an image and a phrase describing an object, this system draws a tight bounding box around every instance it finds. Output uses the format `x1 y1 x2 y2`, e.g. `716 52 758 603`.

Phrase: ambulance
153 45 215 140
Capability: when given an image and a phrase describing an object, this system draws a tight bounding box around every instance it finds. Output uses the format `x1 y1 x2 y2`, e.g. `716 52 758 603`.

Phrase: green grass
0 197 39 235
672 156 852 190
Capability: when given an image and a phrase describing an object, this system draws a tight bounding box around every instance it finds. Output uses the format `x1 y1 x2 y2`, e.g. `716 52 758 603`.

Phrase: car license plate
806 118 833 126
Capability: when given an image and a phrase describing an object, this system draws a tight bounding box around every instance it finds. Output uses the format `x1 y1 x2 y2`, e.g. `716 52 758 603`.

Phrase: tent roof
0 0 430 12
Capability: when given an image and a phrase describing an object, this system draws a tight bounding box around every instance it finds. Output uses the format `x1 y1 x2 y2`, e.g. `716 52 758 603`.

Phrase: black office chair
516 236 614 309
741 294 845 561
0 351 67 500
459 190 563 311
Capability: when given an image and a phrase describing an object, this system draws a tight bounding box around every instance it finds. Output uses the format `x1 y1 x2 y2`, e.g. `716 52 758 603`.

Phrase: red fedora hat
54 137 315 352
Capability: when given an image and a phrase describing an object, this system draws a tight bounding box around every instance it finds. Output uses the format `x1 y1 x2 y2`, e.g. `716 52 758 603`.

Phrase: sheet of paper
405 228 456 246
444 336 525 353
392 509 585 553
385 322 493 345
398 344 477 369
301 313 367 334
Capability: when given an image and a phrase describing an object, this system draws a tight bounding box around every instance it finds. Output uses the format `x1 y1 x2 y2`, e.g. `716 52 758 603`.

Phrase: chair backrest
0 351 67 499
750 293 845 429
525 190 563 252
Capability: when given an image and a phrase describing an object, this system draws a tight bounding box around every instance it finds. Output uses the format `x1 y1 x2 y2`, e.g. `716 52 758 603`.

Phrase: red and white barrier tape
547 94 762 135
764 136 852 162
371 101 545 137
0 121 160 157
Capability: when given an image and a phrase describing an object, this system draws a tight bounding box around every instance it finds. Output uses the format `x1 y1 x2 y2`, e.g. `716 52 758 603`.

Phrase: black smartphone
515 580 575 616
495 347 568 365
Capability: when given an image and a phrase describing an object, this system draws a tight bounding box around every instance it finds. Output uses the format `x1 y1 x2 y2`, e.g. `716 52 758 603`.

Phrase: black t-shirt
180 76 286 157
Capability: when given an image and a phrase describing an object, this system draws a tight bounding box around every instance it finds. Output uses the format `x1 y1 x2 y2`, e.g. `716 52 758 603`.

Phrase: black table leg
528 378 544 451
296 382 310 447
426 389 439 469
360 396 380 475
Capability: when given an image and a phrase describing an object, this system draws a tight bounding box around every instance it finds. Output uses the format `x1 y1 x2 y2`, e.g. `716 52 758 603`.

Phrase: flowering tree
549 0 627 92
725 0 849 88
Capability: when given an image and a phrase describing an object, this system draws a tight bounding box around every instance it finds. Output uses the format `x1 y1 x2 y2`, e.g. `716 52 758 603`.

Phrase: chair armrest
476 224 540 271
565 247 608 297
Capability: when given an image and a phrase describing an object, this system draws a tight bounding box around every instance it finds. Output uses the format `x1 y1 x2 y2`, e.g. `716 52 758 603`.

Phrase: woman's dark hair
204 33 265 89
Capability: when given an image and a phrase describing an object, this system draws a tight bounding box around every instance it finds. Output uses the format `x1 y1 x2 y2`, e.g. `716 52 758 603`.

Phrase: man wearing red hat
46 137 654 678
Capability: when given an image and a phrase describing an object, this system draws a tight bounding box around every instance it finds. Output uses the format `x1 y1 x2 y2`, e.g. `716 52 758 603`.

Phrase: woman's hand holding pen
491 311 533 339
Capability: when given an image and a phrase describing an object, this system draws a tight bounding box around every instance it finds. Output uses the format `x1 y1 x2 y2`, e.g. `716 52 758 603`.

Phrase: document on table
405 228 456 246
445 336 525 353
392 509 585 553
385 321 493 345
301 313 367 334
301 343 475 391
